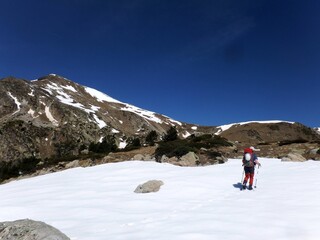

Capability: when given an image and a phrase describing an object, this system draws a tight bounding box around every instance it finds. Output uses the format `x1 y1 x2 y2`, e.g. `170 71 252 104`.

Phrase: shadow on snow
233 182 243 189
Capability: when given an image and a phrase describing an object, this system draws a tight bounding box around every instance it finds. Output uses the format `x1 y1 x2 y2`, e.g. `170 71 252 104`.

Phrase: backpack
243 148 254 167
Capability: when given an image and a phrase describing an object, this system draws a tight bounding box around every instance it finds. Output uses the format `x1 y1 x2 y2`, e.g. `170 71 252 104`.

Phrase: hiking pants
243 166 254 186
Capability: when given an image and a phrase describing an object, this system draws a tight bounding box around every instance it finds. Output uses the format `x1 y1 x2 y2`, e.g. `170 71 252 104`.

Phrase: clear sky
1 0 319 127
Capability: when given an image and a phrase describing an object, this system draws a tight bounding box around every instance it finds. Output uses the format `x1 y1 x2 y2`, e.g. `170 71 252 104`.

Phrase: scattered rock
80 149 89 155
65 160 80 169
133 154 144 160
132 154 153 161
281 153 307 162
160 155 169 163
0 219 70 240
216 156 228 164
79 159 93 167
134 180 164 193
308 148 320 155
179 152 199 166
144 154 153 160
168 156 179 164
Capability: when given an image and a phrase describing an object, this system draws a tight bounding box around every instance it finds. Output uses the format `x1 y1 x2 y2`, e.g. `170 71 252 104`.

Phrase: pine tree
163 126 178 142
146 130 158 146
125 137 141 151
89 135 117 154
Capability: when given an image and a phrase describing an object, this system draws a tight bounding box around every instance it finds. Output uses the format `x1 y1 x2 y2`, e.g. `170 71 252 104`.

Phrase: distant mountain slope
215 120 320 145
0 74 209 166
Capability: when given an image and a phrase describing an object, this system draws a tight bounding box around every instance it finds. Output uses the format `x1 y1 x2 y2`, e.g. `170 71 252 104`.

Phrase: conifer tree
163 126 178 142
146 130 158 146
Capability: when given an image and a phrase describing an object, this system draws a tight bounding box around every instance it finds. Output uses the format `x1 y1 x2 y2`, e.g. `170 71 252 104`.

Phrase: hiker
242 146 261 190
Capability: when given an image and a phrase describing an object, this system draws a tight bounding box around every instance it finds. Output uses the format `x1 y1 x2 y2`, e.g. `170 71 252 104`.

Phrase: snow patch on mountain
111 128 120 133
44 85 91 113
28 89 35 97
28 109 37 118
7 92 21 115
167 118 182 126
215 120 295 135
85 85 180 125
45 106 59 126
85 86 122 104
90 105 100 111
40 82 110 128
121 105 162 124
182 131 191 138
56 94 90 112
118 138 127 149
92 114 107 129
61 85 77 92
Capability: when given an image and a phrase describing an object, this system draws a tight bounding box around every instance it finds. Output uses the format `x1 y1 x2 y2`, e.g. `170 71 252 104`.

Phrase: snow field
0 158 319 240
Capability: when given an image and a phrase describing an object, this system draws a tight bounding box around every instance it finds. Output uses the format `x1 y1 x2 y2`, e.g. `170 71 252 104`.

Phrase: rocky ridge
215 121 320 160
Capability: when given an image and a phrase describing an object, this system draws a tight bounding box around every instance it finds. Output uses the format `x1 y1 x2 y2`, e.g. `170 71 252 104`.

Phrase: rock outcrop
217 121 320 146
281 153 307 162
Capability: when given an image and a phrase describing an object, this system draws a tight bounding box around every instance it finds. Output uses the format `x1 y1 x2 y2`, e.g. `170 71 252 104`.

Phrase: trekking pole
254 165 260 188
241 169 245 184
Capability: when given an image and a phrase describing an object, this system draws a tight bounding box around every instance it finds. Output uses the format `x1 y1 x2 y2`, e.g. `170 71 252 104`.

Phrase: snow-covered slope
1 74 194 135
35 74 183 128
0 159 319 240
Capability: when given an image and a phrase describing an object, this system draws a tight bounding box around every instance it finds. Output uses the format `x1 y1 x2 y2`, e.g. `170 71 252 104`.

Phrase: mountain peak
0 74 198 168
35 74 73 85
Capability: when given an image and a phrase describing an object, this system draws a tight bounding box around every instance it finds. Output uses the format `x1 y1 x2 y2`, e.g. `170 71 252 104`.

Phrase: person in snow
242 146 261 190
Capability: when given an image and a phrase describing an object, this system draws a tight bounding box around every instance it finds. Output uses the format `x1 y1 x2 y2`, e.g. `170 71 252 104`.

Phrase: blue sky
1 0 319 127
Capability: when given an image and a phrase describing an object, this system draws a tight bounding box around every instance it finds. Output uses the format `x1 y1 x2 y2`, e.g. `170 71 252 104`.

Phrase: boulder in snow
134 180 164 193
0 219 70 240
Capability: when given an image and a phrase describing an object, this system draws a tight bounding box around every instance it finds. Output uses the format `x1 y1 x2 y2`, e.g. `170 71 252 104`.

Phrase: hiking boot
248 185 253 190
242 184 247 190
